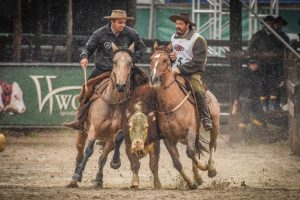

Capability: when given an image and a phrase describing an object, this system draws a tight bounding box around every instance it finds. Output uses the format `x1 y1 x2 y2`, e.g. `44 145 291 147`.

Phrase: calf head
4 82 26 114
128 102 149 153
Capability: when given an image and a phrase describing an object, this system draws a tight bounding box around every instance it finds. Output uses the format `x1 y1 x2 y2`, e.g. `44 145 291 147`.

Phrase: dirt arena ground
1 129 300 200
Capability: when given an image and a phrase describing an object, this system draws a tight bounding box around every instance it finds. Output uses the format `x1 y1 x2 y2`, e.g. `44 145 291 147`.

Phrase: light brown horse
67 43 135 188
149 44 220 190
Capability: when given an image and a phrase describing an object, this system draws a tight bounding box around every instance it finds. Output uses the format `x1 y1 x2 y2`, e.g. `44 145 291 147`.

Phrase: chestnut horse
149 44 220 190
67 43 134 188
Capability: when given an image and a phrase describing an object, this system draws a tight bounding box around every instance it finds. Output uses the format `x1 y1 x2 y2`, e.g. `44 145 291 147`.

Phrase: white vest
171 32 202 68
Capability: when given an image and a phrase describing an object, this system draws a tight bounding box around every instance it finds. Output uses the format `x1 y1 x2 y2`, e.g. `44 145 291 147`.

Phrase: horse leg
125 144 141 188
94 141 115 188
67 131 88 188
192 162 203 186
68 139 96 187
75 131 88 172
207 145 217 178
110 130 124 169
149 141 162 189
163 139 197 190
186 130 208 172
207 115 219 178
69 125 97 187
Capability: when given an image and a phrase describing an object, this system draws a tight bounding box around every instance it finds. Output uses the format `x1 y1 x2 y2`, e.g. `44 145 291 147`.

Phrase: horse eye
14 95 19 100
113 61 117 65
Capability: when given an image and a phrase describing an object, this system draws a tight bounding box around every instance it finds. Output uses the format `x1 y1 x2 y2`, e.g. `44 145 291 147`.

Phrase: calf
0 80 26 114
123 84 162 189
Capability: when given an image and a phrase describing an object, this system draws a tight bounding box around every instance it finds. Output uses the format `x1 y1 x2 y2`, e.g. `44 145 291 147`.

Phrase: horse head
149 41 173 87
111 42 135 93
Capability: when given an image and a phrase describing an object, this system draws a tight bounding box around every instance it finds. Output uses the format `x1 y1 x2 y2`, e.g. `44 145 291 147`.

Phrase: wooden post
66 0 73 62
12 0 22 62
229 0 243 140
34 0 43 61
287 53 300 155
126 0 136 28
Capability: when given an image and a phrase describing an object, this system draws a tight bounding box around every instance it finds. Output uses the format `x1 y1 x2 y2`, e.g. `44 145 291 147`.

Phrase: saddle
78 66 149 105
175 75 212 117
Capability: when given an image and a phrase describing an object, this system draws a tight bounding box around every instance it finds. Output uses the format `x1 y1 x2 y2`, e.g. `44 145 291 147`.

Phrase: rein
153 50 191 115
96 49 133 105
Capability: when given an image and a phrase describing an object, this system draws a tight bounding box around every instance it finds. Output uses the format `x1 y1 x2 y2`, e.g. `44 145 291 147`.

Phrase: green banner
0 63 92 127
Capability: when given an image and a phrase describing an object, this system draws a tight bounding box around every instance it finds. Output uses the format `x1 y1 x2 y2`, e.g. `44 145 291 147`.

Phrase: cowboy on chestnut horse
167 12 212 131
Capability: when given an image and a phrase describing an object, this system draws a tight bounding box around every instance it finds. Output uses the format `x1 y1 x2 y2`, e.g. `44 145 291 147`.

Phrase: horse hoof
188 182 198 190
72 173 82 182
94 182 103 189
130 184 139 189
208 169 217 178
110 160 121 169
195 176 203 186
154 182 162 190
66 180 79 188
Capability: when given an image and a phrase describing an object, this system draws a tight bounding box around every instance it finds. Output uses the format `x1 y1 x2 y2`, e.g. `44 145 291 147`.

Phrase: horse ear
153 41 158 51
111 42 119 52
128 42 135 54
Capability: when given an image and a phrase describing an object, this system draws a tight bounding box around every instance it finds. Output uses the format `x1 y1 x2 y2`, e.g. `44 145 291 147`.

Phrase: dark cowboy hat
104 10 134 20
248 57 258 64
275 16 288 26
169 12 196 27
263 15 275 22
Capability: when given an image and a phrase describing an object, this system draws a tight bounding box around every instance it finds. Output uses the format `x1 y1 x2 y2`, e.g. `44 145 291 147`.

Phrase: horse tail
195 133 209 159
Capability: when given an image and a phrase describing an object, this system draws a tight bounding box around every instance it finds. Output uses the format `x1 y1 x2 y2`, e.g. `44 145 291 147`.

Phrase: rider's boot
194 91 212 131
63 100 92 131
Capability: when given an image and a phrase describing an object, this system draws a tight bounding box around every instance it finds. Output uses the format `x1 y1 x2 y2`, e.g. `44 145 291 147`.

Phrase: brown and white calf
0 80 26 114
123 84 162 189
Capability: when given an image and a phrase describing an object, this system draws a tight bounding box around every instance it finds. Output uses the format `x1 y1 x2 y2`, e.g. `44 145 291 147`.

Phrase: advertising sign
0 63 92 127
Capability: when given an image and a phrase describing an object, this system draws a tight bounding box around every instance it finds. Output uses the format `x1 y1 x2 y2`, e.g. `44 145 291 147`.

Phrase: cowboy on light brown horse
67 43 136 188
64 10 144 131
150 21 220 189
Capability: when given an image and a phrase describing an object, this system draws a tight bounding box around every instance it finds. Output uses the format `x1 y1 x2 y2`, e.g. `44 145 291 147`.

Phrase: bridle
99 49 133 105
152 50 191 115
152 51 175 89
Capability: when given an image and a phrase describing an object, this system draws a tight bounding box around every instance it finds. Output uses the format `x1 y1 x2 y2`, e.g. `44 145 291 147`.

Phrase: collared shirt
80 23 145 70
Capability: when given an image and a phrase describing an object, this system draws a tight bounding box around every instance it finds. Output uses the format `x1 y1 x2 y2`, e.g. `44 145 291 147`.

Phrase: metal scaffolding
192 0 279 55
192 0 230 56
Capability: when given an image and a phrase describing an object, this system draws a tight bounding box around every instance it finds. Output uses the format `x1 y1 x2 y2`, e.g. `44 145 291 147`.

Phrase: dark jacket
236 67 263 100
248 27 278 63
80 24 145 70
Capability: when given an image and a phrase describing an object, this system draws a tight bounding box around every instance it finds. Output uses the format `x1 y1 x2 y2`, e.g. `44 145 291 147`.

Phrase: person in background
232 58 264 129
249 15 279 112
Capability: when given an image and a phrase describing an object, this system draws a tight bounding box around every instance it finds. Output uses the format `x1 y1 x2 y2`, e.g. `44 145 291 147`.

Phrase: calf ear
148 111 156 122
111 42 119 52
153 41 158 51
128 42 135 54
126 109 131 118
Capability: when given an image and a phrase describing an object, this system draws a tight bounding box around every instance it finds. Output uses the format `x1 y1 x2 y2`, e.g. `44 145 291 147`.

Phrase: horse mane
154 45 172 54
